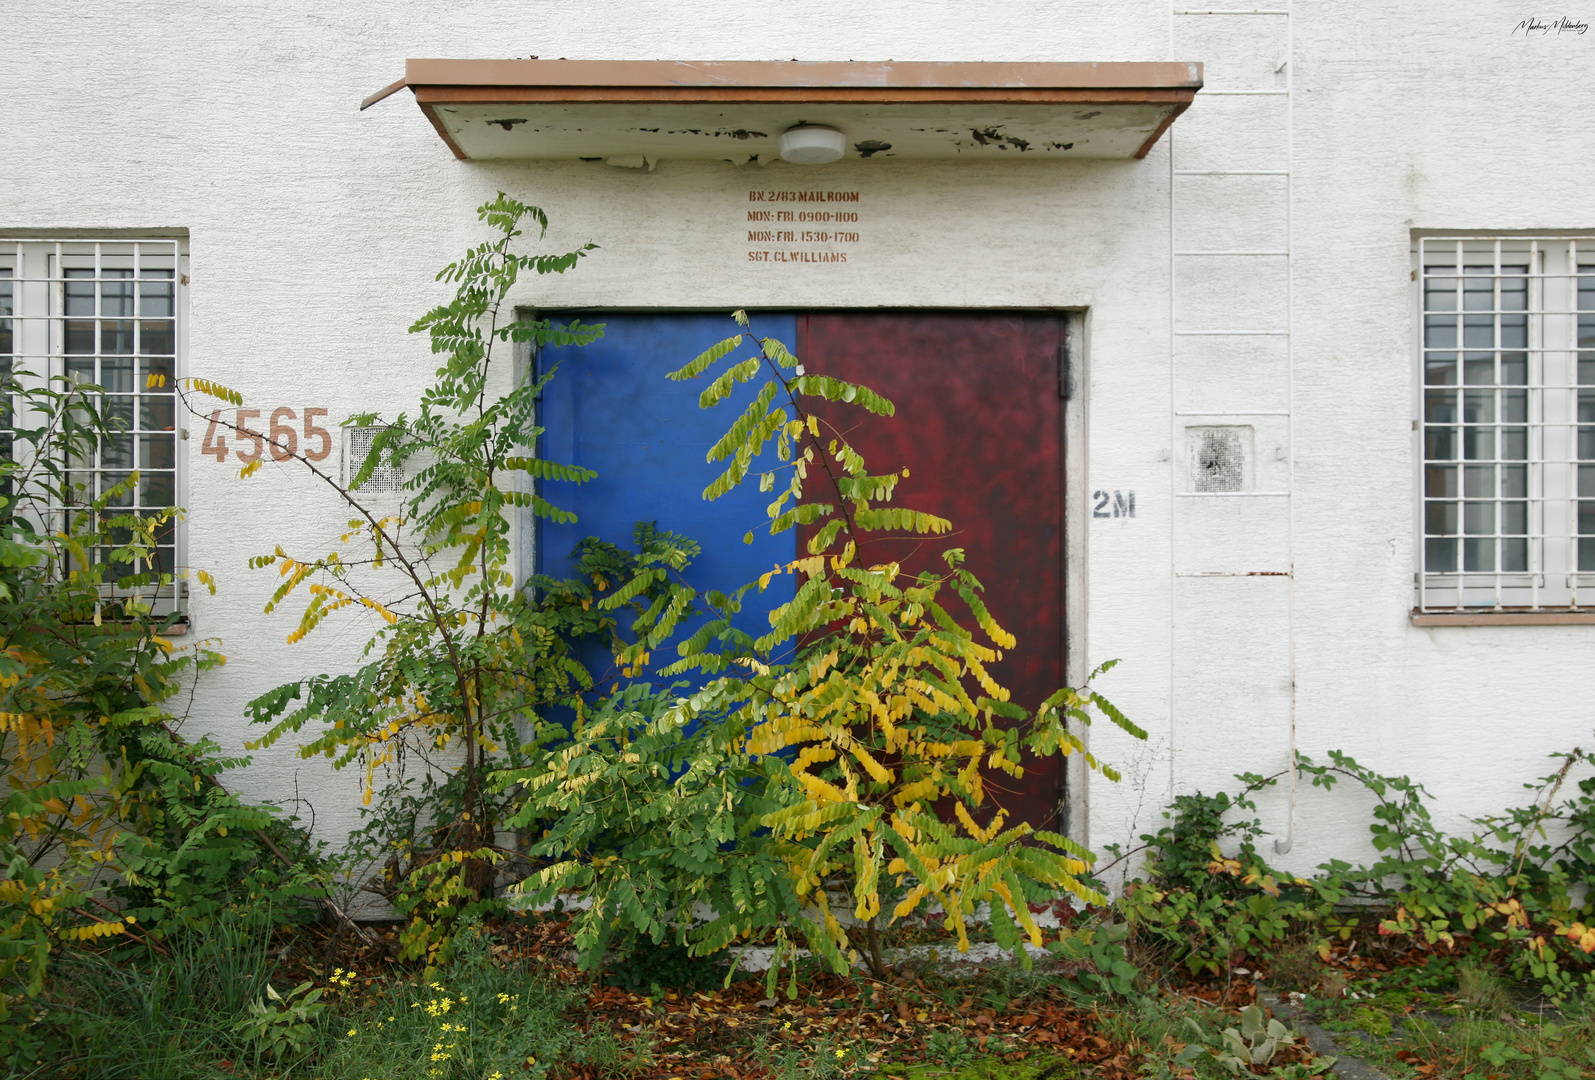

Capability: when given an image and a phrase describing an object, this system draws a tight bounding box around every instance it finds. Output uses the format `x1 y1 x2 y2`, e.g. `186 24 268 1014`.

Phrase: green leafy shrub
1109 747 1595 1006
1107 777 1319 978
500 310 1144 984
0 363 320 1061
1045 923 1140 999
1297 749 1595 1005
500 675 807 985
234 979 326 1061
215 194 606 963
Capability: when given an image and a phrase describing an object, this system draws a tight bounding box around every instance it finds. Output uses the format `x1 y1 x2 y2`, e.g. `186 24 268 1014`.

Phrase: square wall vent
344 427 405 493
1186 425 1253 492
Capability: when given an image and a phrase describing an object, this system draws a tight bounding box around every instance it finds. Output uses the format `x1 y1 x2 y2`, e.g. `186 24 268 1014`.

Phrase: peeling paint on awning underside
369 59 1203 163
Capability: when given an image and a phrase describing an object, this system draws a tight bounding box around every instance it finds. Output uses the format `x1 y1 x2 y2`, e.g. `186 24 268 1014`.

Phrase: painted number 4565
202 407 333 463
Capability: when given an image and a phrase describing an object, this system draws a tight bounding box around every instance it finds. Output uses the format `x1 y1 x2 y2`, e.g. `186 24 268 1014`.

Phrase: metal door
537 313 800 655
539 312 1066 827
800 313 1066 830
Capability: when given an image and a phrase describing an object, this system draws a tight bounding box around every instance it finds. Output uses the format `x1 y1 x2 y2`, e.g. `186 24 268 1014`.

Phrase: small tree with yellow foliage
215 195 1142 976
217 195 657 962
502 312 1143 981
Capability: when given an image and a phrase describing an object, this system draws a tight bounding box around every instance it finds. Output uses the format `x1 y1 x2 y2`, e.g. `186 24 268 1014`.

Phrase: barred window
1 264 12 488
0 240 186 611
1417 237 1595 611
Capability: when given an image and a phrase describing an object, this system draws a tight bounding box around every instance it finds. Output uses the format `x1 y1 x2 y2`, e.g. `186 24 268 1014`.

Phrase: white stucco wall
4 1 1592 872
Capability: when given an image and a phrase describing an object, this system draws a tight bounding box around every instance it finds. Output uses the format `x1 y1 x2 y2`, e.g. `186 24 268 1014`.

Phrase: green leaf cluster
505 311 1146 982
227 202 1148 984
229 194 633 963
1114 747 1595 1004
0 367 316 1019
498 680 810 988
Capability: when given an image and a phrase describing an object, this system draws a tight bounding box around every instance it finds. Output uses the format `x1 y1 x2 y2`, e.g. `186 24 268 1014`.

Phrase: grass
15 918 617 1080
32 914 283 1080
888 1050 1084 1079
1268 946 1595 1080
1455 958 1512 1016
1262 941 1323 993
18 907 1595 1080
313 926 591 1080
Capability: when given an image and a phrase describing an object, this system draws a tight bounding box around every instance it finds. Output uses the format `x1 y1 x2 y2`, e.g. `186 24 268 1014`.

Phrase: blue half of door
536 313 800 656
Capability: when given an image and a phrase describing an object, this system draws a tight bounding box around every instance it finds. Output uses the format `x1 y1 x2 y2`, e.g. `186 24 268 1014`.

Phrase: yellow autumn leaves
736 551 1100 962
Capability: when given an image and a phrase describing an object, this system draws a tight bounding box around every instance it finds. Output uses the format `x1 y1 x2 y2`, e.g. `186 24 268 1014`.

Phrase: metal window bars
0 239 186 613
1416 236 1595 612
1 267 13 492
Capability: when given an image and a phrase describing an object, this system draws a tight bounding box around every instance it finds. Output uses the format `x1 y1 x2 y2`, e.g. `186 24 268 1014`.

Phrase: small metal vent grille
345 427 403 492
1190 427 1245 492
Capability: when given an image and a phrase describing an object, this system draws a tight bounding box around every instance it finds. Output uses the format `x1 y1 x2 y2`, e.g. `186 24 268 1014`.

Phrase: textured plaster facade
4 1 1593 872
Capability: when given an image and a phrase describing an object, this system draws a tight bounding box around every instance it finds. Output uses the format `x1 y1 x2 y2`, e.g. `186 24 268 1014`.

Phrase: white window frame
1 237 189 616
1414 235 1595 612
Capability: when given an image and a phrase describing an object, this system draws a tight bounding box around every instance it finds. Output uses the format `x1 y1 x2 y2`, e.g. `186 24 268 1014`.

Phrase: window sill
1411 610 1595 626
54 618 190 637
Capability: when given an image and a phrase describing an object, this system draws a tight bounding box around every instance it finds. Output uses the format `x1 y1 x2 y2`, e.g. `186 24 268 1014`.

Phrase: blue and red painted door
539 312 1066 829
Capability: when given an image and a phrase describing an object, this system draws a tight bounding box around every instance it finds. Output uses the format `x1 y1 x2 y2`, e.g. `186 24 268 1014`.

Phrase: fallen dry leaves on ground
282 914 1155 1079
282 912 1396 1079
565 975 1136 1079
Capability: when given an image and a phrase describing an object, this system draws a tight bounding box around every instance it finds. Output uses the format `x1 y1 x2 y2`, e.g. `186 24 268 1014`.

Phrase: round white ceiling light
778 125 846 164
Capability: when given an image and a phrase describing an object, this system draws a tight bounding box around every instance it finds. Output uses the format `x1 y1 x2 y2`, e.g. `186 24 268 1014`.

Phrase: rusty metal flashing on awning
365 59 1203 162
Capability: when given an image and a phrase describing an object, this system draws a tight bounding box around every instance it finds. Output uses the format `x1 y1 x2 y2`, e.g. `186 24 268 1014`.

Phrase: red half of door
798 313 1067 832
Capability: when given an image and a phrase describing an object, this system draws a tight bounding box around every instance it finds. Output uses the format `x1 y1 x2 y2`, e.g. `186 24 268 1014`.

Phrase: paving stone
1258 985 1392 1080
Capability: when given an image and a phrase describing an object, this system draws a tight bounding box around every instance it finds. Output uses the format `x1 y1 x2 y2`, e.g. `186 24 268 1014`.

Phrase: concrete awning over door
367 59 1203 163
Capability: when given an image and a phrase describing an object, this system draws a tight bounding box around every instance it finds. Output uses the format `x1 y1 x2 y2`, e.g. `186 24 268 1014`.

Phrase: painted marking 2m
1092 489 1135 518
